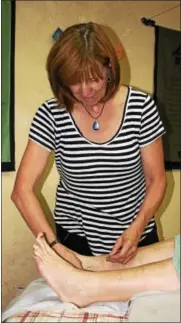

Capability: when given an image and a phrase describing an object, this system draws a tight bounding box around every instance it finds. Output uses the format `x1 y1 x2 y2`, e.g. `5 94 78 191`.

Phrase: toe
36 233 47 251
34 247 43 259
34 255 44 271
36 233 55 257
33 242 45 259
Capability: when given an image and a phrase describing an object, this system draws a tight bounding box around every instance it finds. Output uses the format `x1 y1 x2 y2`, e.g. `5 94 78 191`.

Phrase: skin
39 231 175 272
75 234 175 271
69 67 108 106
11 141 82 269
33 233 180 308
11 63 166 265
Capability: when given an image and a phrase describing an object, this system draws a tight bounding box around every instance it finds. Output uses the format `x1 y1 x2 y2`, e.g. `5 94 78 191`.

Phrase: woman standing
11 22 166 266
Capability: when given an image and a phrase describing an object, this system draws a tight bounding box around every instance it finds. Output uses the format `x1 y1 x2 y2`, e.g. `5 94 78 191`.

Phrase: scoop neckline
68 85 131 146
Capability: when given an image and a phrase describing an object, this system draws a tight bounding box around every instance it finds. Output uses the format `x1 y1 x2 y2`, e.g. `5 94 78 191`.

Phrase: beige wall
2 1 180 310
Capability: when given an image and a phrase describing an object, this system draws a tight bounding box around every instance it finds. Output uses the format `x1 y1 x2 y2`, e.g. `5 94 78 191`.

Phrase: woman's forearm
11 187 56 243
133 174 167 231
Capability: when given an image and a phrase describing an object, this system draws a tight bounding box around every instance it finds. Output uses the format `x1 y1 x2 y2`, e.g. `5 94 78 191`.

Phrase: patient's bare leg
33 233 179 308
75 238 175 271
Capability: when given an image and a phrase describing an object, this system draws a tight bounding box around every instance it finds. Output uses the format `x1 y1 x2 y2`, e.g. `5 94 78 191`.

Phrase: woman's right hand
53 243 83 269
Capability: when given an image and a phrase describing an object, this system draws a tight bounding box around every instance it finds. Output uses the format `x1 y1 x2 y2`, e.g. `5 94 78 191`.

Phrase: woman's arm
135 136 167 230
108 137 167 263
11 139 83 268
11 139 56 243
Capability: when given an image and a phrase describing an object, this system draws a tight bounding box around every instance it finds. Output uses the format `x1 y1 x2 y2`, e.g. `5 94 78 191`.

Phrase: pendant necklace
82 102 106 131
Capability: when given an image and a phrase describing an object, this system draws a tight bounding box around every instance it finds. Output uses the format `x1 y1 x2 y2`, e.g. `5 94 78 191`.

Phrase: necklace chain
82 102 105 120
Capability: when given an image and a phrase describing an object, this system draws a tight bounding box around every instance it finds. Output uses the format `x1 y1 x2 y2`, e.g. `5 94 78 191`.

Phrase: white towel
2 278 128 322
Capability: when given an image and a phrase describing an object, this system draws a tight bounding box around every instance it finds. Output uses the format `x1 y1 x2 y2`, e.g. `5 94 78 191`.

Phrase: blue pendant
93 120 100 131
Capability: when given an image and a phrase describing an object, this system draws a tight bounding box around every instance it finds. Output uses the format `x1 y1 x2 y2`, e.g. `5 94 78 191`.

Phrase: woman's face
69 65 108 106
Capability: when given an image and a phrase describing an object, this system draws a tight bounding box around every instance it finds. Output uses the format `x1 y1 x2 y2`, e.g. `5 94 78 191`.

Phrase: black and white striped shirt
29 86 165 255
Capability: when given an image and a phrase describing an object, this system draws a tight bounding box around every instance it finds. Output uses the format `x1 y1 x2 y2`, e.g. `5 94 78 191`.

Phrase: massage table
2 278 180 322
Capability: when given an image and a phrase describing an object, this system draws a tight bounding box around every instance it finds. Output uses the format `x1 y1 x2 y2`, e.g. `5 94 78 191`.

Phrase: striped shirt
29 86 165 255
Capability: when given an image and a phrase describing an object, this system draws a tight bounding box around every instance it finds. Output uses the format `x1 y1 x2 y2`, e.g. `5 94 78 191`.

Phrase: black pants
138 226 159 247
56 224 92 255
56 224 159 256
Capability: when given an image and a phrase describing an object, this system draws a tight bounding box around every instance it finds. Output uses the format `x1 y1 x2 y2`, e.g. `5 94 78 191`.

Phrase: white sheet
128 290 180 322
2 278 129 322
3 278 180 322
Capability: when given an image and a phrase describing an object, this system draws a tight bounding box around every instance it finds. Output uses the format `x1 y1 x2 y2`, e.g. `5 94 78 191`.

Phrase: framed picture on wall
154 26 181 170
2 1 16 172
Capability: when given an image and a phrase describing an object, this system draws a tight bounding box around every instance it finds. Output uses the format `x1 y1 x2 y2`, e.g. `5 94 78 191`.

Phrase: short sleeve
29 102 55 151
139 95 166 147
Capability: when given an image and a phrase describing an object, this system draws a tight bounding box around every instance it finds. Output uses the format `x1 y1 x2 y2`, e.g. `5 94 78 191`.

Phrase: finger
107 250 125 262
70 254 83 269
37 232 44 240
121 251 137 264
109 243 136 262
107 255 122 262
74 257 83 269
119 246 137 263
109 237 123 256
117 240 132 259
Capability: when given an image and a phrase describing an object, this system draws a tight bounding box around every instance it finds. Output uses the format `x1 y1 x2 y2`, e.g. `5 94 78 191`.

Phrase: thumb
110 237 122 256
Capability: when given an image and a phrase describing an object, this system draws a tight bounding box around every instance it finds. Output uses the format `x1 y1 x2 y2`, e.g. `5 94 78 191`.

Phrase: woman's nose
80 82 92 97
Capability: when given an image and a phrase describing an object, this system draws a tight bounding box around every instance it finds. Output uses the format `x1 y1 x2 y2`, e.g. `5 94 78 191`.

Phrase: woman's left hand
107 225 142 264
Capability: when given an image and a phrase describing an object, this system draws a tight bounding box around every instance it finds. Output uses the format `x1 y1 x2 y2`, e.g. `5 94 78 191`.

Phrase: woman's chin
83 97 100 106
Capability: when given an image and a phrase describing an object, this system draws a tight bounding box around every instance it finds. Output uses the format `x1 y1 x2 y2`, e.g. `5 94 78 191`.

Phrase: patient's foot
33 233 97 307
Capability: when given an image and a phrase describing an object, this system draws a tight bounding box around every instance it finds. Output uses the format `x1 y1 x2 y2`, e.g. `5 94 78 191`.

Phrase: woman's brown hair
46 22 120 111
